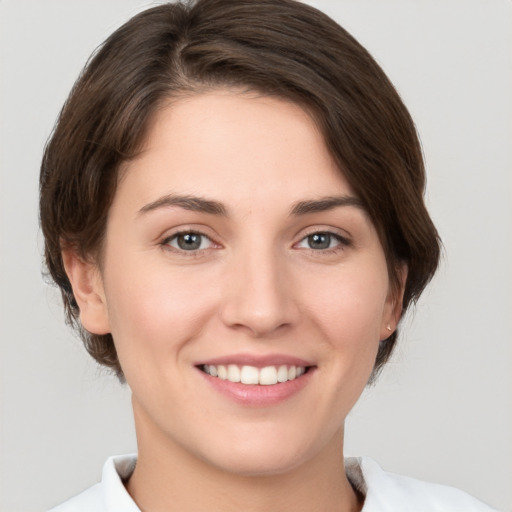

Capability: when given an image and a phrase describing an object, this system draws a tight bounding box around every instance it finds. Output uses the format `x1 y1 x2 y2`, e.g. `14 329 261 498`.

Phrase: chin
194 427 334 478
209 449 307 477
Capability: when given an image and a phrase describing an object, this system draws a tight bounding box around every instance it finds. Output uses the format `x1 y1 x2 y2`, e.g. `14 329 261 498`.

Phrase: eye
296 232 346 250
164 231 213 251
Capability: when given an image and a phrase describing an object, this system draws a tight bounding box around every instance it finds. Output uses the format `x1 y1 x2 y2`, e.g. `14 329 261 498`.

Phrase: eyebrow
290 195 365 215
138 193 365 217
138 194 227 216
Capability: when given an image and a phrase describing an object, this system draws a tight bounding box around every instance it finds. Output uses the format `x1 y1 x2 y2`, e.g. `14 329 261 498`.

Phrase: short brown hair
40 0 441 380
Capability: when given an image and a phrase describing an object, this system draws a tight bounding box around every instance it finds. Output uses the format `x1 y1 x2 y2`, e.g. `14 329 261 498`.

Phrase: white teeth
217 365 227 379
203 364 307 385
240 365 259 384
277 365 288 383
259 366 278 385
227 364 241 382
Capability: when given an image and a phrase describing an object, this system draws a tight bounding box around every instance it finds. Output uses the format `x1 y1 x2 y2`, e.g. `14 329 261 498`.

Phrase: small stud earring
386 325 392 332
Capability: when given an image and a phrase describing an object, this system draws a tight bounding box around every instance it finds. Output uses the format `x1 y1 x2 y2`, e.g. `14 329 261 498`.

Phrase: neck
126 402 362 512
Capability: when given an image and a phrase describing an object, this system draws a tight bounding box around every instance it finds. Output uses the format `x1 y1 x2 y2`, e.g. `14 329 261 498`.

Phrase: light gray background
1 1 511 511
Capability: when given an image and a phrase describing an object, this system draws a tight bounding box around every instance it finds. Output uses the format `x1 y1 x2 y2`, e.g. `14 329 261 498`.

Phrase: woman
39 0 497 510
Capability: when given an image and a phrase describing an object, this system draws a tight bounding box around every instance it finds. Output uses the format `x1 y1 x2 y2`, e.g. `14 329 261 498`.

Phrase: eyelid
159 226 222 255
293 227 352 253
295 226 352 243
158 225 352 255
166 232 212 250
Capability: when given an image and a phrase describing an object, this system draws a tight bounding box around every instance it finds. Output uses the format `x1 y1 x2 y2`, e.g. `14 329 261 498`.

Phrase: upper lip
195 353 315 368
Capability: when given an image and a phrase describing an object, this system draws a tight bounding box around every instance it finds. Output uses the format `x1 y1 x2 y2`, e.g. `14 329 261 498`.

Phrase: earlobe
62 250 110 335
381 264 408 339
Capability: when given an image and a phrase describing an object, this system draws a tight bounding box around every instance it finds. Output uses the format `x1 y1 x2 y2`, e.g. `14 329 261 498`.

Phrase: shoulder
346 456 498 512
48 454 139 512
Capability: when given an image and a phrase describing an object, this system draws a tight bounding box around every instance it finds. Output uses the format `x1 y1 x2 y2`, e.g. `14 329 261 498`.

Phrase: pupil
178 233 201 250
309 233 330 249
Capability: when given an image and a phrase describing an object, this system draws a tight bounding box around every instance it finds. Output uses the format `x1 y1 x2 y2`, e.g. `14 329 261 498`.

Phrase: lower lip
198 368 314 406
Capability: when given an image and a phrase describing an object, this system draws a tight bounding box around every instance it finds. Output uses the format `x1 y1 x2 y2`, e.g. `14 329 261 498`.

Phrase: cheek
302 260 389 388
102 257 218 366
307 264 389 340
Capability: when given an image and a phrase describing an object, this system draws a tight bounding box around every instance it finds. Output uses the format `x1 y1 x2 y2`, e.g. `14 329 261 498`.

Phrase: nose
219 247 299 338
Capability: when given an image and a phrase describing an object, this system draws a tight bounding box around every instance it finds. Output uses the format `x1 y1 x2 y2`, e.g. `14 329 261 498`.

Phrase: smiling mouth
199 364 310 385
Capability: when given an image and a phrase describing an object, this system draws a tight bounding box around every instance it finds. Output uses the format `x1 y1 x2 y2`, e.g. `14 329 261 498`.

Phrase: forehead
117 90 355 211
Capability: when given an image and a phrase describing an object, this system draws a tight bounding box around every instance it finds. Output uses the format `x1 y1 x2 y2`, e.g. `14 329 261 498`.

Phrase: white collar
97 454 495 512
101 454 139 512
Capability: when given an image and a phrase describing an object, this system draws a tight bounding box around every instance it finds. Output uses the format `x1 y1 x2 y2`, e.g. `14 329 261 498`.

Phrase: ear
380 264 408 340
62 249 110 335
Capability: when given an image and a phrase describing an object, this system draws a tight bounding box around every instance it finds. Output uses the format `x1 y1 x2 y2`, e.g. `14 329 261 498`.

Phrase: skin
64 91 402 512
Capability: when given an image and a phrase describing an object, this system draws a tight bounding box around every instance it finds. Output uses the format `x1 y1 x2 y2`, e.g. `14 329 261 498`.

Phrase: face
74 91 398 476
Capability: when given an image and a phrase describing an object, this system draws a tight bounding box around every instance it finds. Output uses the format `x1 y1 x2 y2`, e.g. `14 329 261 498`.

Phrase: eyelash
295 230 351 254
160 230 217 256
160 229 351 257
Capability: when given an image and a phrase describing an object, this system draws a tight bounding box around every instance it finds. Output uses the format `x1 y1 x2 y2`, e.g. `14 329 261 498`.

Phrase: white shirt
48 454 498 511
